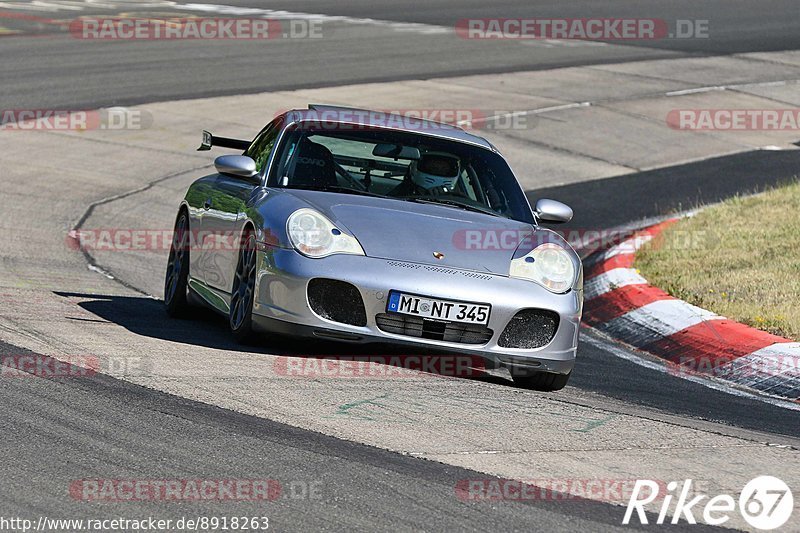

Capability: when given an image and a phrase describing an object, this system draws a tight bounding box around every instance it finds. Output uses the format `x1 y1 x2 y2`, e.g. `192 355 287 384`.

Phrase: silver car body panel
180 107 583 374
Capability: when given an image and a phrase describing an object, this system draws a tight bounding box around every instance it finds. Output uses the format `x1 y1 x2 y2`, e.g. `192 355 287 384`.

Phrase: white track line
461 78 800 129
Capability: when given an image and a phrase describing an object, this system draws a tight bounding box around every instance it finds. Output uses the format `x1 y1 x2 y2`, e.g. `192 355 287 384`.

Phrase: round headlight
287 208 364 258
509 243 577 293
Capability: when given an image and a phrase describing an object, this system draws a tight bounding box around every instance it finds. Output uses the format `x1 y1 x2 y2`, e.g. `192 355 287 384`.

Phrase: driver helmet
410 152 461 192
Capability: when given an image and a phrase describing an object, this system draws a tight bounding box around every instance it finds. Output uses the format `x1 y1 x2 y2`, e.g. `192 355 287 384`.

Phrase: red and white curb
582 220 800 403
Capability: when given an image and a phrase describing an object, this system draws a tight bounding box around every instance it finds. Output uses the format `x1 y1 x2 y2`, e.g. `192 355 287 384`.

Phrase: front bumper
252 248 582 375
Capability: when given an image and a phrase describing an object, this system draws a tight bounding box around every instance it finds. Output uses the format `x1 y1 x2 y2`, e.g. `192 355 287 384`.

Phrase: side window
246 121 281 173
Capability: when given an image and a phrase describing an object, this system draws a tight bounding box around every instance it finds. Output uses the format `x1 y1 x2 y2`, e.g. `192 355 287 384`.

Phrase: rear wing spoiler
197 130 251 151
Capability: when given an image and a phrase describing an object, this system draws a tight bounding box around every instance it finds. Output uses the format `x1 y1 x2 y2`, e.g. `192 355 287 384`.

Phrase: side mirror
534 198 573 223
215 155 258 180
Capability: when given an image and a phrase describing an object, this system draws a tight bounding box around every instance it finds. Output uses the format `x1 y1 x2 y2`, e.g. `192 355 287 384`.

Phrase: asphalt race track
1 1 799 531
3 0 800 108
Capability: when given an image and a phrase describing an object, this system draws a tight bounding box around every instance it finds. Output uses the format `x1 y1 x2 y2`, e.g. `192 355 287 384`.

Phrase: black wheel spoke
166 270 175 290
229 232 257 336
164 213 190 316
230 297 241 327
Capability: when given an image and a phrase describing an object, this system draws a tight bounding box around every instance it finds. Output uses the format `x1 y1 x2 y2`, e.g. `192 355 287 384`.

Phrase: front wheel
511 370 571 391
229 229 258 344
164 211 191 317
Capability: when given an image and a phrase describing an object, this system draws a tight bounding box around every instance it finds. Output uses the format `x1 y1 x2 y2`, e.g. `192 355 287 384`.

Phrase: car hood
283 190 536 275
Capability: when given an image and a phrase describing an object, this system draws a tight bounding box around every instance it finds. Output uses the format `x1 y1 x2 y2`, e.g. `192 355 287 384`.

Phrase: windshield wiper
401 196 501 217
288 185 384 197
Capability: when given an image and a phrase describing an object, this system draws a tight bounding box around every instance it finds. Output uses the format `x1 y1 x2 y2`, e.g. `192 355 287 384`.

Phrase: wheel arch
240 218 257 241
229 219 258 292
176 202 190 223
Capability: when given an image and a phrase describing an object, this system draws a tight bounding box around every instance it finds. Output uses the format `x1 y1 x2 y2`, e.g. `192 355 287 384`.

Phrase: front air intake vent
307 279 367 327
498 309 559 349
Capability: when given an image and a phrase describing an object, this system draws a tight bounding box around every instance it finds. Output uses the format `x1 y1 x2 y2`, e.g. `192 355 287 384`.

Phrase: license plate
387 291 491 325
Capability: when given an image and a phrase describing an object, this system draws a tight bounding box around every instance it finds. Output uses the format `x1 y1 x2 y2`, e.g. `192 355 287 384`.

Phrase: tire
511 370 571 391
164 211 191 317
229 229 258 344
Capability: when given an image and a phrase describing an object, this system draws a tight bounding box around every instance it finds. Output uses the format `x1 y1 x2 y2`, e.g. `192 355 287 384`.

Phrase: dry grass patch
635 181 800 340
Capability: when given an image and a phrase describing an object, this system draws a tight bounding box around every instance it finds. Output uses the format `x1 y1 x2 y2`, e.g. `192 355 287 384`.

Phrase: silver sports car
165 105 583 391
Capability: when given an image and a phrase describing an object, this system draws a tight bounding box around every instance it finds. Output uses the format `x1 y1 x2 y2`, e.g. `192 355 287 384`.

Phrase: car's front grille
375 313 493 345
498 309 559 349
307 278 367 327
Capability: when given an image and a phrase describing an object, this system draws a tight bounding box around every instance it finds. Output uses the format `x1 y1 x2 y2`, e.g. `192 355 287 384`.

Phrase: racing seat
290 139 338 188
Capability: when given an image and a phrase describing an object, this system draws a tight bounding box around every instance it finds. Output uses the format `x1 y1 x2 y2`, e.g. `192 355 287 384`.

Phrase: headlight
287 208 364 258
509 243 576 293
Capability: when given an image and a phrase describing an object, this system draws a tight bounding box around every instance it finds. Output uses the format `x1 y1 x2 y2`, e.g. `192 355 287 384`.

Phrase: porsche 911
164 105 582 390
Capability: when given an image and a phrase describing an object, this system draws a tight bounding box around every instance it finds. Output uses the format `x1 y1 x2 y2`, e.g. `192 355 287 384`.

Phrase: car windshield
267 125 534 223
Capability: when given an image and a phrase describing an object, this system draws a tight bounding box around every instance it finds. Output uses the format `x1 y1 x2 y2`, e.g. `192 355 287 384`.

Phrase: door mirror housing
534 198 573 223
214 155 259 180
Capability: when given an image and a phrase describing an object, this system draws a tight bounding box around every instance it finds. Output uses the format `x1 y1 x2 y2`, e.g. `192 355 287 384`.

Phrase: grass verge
635 181 800 341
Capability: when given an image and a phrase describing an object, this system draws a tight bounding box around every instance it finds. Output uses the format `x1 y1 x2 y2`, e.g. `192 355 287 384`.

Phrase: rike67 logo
624 476 793 529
